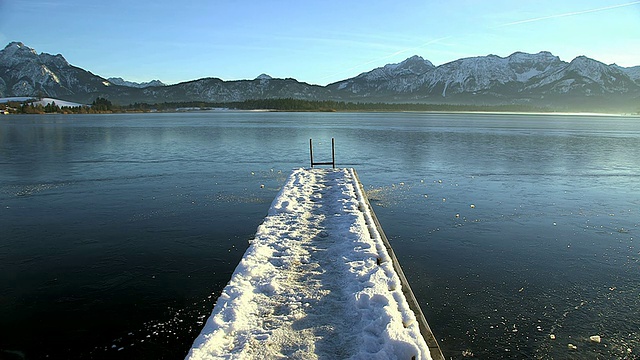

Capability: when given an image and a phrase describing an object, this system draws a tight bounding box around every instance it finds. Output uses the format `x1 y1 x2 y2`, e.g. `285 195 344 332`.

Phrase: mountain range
1 41 639 112
106 77 166 88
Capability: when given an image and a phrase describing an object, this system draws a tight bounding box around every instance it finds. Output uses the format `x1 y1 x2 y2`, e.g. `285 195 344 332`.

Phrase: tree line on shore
125 98 549 113
2 97 554 114
1 97 115 114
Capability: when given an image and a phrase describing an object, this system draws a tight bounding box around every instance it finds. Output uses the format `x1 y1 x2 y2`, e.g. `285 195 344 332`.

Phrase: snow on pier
187 168 439 359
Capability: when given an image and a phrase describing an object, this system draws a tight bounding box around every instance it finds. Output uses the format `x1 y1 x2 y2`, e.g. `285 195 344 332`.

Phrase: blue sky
1 0 639 85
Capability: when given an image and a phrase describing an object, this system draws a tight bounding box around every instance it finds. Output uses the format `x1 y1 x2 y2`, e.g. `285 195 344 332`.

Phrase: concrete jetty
187 168 443 359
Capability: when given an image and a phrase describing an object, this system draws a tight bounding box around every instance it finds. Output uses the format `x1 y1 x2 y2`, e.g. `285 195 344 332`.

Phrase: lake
1 112 639 359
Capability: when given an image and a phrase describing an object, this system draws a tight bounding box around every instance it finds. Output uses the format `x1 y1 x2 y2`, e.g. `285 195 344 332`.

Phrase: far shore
2 108 638 117
1 97 638 117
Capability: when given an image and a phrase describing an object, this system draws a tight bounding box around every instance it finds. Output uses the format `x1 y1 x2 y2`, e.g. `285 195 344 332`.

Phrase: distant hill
107 77 166 88
1 41 639 112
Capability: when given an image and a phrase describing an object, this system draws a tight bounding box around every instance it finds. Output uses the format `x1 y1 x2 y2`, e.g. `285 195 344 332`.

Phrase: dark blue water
1 112 639 359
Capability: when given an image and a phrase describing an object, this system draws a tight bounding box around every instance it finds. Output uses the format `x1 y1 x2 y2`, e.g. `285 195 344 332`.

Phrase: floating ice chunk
590 335 601 343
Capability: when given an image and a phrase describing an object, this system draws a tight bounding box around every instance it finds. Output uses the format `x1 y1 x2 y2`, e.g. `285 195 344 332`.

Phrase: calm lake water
1 112 639 359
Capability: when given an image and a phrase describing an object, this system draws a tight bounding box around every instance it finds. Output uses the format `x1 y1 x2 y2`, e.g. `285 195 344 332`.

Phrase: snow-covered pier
187 168 443 359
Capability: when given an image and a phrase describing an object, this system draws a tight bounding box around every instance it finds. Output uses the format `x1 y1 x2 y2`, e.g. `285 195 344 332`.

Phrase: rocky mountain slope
1 41 638 111
328 52 640 108
0 42 120 102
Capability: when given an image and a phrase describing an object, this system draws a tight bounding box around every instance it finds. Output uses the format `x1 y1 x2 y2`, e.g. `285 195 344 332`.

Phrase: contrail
495 0 640 27
321 1 640 84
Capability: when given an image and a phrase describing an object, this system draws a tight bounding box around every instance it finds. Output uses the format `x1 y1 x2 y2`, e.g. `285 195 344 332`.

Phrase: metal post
310 138 314 168
331 138 335 169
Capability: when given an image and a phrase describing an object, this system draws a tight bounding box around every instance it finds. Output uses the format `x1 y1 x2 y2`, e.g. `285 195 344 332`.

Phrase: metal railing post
331 138 335 169
310 138 314 168
309 138 336 168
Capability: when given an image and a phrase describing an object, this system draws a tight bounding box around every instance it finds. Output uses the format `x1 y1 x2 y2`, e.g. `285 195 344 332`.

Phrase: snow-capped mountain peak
395 55 435 69
356 55 435 80
0 41 114 99
328 54 436 93
3 41 37 54
255 73 273 80
0 42 38 67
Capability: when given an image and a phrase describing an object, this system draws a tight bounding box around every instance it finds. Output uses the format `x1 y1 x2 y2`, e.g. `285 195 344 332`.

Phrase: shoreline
3 97 638 117
2 104 638 117
2 109 638 117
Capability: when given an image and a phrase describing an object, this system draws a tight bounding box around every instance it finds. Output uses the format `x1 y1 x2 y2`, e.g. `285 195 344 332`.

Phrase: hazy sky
1 0 639 85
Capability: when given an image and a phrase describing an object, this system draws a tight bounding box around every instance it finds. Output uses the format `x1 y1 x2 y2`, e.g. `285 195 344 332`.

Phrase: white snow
514 68 544 82
0 97 32 103
41 65 61 84
0 97 84 107
35 97 84 107
187 168 432 360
